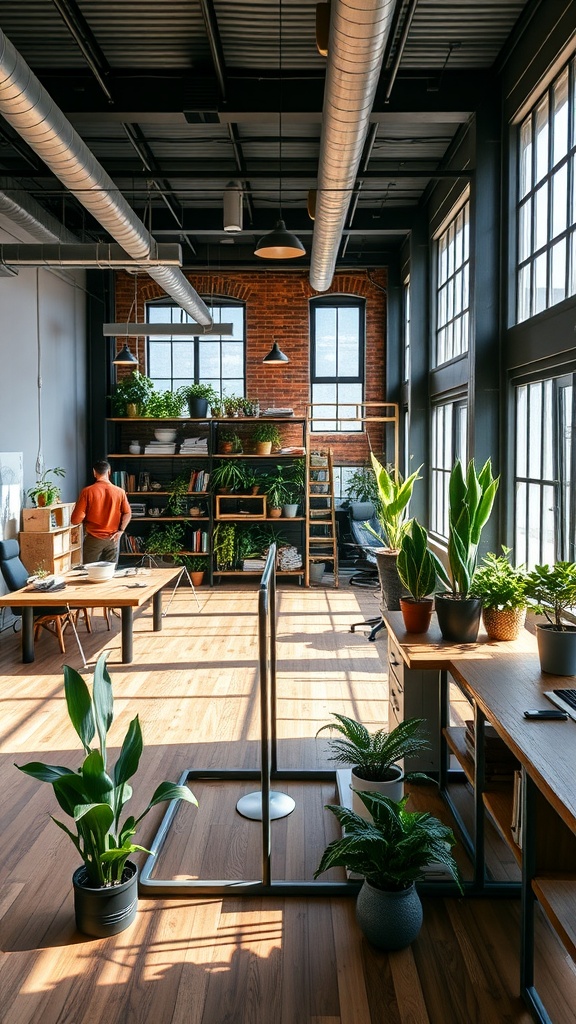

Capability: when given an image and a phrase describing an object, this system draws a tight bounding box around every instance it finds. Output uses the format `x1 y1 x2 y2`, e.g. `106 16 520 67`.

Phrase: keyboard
545 689 576 721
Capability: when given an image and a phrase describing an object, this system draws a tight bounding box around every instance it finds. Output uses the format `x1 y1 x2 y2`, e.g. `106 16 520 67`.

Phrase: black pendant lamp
113 344 138 366
263 340 289 364
255 0 305 261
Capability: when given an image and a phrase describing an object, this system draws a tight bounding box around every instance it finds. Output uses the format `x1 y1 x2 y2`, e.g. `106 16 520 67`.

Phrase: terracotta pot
482 606 526 641
250 485 260 495
219 442 234 454
254 441 272 455
190 571 205 586
268 507 282 519
400 597 434 634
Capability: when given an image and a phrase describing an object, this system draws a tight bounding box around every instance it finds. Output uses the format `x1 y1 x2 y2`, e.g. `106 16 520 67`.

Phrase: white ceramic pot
85 561 116 582
282 503 299 517
351 764 404 820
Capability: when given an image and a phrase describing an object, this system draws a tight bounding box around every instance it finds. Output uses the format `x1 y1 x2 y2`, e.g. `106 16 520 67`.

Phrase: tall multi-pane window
403 279 411 382
402 279 411 478
146 302 245 397
514 376 575 567
516 58 576 322
310 297 365 431
430 399 468 539
435 202 470 365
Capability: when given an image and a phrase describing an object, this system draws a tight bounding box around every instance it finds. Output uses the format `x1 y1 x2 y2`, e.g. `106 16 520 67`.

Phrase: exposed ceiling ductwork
310 0 396 292
0 176 77 243
0 29 212 326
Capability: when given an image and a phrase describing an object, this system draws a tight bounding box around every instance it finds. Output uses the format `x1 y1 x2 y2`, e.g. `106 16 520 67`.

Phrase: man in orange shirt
71 460 132 564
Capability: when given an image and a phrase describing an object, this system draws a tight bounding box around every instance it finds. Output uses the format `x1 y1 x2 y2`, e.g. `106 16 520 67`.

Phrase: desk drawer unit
388 633 441 772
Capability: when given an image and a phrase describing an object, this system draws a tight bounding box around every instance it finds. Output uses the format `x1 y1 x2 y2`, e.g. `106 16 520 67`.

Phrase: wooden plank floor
0 579 574 1024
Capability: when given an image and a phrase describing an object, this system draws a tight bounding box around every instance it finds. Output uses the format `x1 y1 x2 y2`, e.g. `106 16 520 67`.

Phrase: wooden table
0 566 181 663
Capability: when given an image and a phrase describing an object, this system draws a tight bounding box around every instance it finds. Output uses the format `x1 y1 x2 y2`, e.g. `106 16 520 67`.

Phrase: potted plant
111 371 155 417
366 454 422 611
223 394 242 417
213 522 236 569
242 397 260 417
263 465 289 517
145 522 186 561
252 422 283 455
186 555 209 586
15 652 197 937
217 428 242 454
524 561 576 674
166 472 190 515
396 520 437 633
434 458 499 643
211 459 249 493
26 466 66 507
471 548 528 641
316 713 430 818
145 389 186 418
178 383 218 419
282 458 305 516
314 792 461 950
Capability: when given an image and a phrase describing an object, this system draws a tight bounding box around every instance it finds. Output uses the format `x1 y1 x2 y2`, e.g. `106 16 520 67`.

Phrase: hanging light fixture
112 272 140 366
113 343 138 365
263 339 290 364
255 0 305 260
223 180 243 232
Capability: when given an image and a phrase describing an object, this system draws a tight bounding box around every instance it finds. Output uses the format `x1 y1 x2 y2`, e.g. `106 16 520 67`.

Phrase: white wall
0 249 87 507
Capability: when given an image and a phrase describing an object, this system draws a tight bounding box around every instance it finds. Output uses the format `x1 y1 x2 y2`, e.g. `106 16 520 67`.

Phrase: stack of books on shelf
279 446 305 455
511 769 524 848
144 440 177 454
464 720 520 782
188 469 210 492
261 407 294 417
112 470 129 489
180 436 208 454
243 558 266 571
190 529 209 552
121 534 145 553
128 502 146 518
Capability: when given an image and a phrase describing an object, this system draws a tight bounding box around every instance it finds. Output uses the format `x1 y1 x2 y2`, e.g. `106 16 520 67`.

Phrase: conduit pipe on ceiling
0 176 77 243
0 30 212 325
310 0 396 293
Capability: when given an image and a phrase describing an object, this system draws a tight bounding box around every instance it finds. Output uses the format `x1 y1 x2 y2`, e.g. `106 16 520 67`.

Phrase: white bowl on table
154 428 177 442
84 561 116 583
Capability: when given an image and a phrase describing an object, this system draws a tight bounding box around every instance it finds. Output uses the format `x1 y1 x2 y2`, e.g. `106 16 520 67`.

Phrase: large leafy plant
314 792 461 892
471 548 527 610
316 714 430 782
367 454 422 551
397 520 437 601
437 458 500 596
16 653 197 887
524 562 576 630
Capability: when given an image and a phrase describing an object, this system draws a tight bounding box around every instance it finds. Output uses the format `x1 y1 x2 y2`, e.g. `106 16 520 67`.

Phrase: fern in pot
524 561 576 674
471 548 528 641
397 520 437 633
316 713 430 818
315 791 461 950
15 652 197 937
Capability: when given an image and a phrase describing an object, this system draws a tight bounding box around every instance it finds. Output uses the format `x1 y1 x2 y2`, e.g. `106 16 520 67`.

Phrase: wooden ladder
305 448 339 587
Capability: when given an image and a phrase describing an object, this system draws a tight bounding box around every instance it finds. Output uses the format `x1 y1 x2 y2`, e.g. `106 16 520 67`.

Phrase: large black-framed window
310 297 365 432
434 201 470 366
514 374 575 567
430 397 468 541
516 57 576 323
146 301 246 397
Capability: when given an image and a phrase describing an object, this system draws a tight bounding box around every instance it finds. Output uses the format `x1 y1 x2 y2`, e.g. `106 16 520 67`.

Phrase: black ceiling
0 0 537 270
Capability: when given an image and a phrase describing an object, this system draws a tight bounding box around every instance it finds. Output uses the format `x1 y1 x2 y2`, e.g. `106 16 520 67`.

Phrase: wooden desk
0 567 181 663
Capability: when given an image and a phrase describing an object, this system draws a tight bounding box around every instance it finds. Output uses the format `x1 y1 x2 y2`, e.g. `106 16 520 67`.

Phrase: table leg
153 590 163 631
121 607 133 663
21 606 35 663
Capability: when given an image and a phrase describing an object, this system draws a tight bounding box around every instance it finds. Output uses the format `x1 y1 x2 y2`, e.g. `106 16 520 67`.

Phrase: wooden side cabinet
20 502 82 575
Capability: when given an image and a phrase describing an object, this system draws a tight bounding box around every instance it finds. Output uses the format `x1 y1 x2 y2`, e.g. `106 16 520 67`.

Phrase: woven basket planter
482 606 526 641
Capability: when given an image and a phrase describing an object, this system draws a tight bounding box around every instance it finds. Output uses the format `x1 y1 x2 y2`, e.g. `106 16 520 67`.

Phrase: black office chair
0 539 78 654
345 502 387 641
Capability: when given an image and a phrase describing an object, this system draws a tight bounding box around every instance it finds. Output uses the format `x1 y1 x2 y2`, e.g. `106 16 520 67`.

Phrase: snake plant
437 458 500 597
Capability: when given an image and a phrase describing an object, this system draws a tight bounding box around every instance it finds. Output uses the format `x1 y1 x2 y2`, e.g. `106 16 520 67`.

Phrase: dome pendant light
113 343 138 366
255 0 305 261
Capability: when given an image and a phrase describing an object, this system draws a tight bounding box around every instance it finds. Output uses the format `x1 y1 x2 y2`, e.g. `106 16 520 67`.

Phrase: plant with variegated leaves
436 458 500 597
15 652 197 887
366 453 422 551
397 520 437 601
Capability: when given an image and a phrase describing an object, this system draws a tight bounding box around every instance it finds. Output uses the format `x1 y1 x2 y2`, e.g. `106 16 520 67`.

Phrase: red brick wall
115 268 387 465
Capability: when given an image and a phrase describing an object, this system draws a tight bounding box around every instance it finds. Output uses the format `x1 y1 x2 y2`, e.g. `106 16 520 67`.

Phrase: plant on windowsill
111 371 156 417
470 547 528 641
26 466 66 507
396 520 438 633
314 792 461 950
145 389 186 418
15 651 197 937
433 458 499 643
178 383 218 419
365 453 422 611
524 561 576 674
222 394 243 417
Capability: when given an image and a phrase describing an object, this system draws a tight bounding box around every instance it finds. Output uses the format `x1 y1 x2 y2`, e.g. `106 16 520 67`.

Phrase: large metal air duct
0 176 77 243
0 30 212 325
310 0 395 292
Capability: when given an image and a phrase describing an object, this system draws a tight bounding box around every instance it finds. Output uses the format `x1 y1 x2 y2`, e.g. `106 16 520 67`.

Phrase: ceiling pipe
0 176 77 243
310 0 396 292
0 29 212 326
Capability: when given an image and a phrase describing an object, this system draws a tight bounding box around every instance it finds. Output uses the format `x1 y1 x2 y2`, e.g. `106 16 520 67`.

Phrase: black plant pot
375 549 406 612
187 397 209 418
435 594 482 643
73 861 138 938
536 624 576 675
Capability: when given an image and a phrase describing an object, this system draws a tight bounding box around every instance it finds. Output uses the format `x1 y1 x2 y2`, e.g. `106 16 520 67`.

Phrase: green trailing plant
314 792 461 893
524 561 576 630
177 382 218 404
316 714 430 782
145 522 186 555
471 547 528 610
111 371 156 415
252 422 283 447
367 454 422 551
397 520 437 601
213 523 236 569
145 389 185 418
166 472 190 515
15 652 197 888
436 458 500 597
26 466 66 507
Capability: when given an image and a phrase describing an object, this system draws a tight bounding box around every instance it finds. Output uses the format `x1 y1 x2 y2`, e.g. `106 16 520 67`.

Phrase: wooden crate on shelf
22 502 73 532
215 494 267 520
